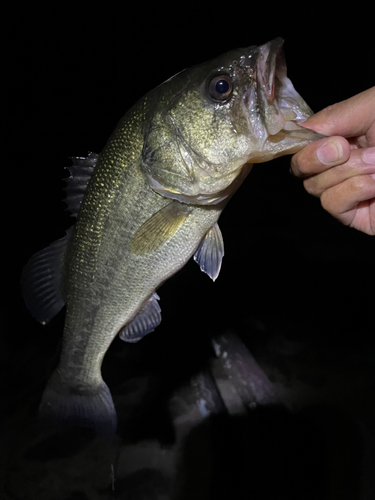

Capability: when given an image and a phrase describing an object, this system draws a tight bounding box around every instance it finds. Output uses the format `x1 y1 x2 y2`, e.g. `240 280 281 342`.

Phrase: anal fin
193 222 224 281
119 293 161 343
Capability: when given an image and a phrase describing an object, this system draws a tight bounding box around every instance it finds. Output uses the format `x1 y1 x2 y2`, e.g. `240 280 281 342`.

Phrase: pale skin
290 86 375 235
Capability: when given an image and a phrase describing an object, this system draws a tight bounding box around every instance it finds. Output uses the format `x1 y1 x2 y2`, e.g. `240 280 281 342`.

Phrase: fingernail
362 147 375 164
317 140 343 165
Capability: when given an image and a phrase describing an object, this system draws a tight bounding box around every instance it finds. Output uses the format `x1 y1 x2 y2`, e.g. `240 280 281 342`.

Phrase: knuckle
297 162 310 177
322 104 336 117
291 149 313 177
320 189 336 214
320 105 339 128
348 175 369 192
290 154 302 177
303 178 319 196
370 211 375 235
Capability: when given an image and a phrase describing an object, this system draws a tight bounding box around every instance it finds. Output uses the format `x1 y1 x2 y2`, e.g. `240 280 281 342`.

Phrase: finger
303 147 375 197
300 87 375 143
290 136 350 178
320 174 375 223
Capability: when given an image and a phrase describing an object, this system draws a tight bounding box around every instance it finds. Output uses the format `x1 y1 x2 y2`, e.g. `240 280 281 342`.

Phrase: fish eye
208 74 233 101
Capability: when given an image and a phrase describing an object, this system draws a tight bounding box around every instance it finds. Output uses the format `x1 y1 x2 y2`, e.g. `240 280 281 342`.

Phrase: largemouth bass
21 38 322 435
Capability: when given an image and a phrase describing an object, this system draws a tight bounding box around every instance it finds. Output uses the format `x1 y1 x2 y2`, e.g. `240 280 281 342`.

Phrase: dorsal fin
64 152 98 217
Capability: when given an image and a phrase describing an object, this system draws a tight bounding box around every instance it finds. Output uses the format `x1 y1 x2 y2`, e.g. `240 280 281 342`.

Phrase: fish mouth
253 37 314 138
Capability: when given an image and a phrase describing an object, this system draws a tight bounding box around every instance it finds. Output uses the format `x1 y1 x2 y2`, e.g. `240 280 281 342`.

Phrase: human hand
290 87 375 235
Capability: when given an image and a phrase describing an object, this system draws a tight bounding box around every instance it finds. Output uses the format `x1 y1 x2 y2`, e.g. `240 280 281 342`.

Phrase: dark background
3 4 375 499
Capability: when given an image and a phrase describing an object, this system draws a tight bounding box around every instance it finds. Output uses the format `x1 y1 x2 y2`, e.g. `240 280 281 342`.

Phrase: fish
21 37 323 436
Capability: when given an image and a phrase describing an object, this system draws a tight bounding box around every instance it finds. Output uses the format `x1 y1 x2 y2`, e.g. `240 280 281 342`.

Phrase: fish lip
256 37 285 104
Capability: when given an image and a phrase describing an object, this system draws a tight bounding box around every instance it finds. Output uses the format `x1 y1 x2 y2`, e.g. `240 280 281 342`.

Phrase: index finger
300 87 375 142
290 136 351 178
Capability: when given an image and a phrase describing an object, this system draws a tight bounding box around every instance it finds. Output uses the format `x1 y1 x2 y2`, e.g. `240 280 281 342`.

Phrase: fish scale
69 99 149 284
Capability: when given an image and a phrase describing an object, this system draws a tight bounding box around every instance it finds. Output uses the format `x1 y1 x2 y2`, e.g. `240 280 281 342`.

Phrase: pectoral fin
119 293 161 343
129 201 191 255
194 222 224 281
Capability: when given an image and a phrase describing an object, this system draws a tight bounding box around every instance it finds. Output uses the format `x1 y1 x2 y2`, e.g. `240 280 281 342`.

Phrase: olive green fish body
61 160 223 384
61 94 222 365
37 95 225 433
22 38 324 434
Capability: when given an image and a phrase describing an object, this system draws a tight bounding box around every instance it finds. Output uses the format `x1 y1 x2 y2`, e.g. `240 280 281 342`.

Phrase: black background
3 3 375 499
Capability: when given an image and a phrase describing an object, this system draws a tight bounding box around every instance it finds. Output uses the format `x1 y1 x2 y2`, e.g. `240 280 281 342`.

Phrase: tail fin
38 370 117 437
